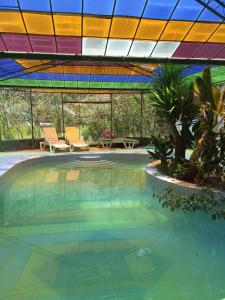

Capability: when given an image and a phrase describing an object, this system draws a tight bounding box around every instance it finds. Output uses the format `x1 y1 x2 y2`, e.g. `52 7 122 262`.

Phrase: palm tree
148 64 198 162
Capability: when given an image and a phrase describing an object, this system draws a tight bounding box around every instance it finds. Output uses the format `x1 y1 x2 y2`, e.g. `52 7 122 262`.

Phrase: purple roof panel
0 36 6 51
215 46 225 59
173 42 204 58
2 33 32 52
29 35 57 53
56 36 81 54
194 43 225 58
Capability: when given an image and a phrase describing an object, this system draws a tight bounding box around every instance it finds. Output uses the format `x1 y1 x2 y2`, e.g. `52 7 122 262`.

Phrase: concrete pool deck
0 148 148 177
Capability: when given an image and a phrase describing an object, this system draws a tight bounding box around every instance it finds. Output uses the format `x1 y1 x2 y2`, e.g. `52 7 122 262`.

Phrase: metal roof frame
0 1 224 93
0 52 224 65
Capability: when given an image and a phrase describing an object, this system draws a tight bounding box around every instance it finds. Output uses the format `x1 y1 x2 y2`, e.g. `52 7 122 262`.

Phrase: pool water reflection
0 156 225 300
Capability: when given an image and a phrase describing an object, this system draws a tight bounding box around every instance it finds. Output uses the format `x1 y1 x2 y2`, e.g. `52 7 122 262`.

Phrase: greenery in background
0 91 63 140
63 94 169 140
0 91 168 142
153 187 225 220
0 90 31 140
32 93 63 137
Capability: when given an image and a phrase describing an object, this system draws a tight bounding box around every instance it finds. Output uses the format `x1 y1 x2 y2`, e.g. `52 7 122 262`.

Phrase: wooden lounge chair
65 127 89 151
40 127 70 153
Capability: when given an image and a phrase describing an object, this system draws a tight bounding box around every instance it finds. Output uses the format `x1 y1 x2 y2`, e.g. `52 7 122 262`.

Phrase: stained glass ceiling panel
0 0 223 58
0 58 223 94
0 0 224 92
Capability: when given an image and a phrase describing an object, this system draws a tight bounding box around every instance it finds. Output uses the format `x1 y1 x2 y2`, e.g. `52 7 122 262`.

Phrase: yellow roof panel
160 21 193 41
54 14 82 36
208 24 225 43
130 66 153 76
48 65 64 73
185 22 219 42
110 17 139 39
89 66 105 74
23 12 54 35
16 59 51 68
0 11 25 33
83 16 111 38
16 59 155 76
136 19 166 40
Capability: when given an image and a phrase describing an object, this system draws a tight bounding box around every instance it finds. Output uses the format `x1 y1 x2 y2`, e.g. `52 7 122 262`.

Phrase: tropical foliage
148 66 225 191
147 135 173 165
190 67 225 186
148 64 198 162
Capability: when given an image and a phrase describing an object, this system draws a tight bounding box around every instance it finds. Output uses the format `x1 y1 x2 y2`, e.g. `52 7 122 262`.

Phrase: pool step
56 159 122 169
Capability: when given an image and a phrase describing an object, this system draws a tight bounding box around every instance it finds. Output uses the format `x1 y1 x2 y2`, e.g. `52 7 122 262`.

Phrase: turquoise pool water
0 155 225 300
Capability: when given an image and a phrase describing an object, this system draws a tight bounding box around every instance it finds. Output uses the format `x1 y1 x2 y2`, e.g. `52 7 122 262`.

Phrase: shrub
147 134 174 165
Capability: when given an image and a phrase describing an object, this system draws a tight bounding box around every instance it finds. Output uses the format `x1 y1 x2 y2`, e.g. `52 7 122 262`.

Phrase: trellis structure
0 89 147 147
0 0 224 146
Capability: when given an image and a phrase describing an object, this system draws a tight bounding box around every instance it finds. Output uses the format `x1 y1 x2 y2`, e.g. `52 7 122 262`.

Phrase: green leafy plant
169 161 198 182
150 67 225 190
148 64 198 162
153 187 225 219
190 67 225 186
191 67 225 162
147 134 173 165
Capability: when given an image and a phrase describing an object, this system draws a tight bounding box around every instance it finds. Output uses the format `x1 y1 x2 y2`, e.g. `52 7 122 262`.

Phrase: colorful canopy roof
0 0 224 93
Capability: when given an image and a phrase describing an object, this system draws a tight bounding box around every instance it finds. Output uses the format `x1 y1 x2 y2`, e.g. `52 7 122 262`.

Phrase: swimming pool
0 154 225 300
